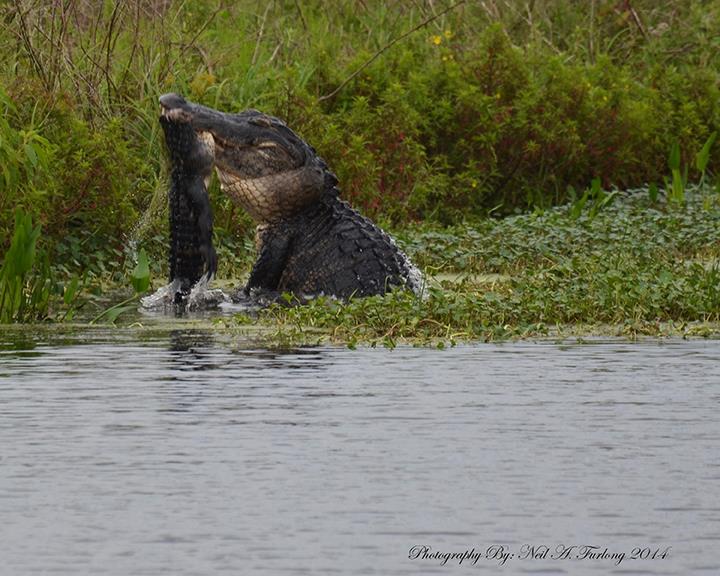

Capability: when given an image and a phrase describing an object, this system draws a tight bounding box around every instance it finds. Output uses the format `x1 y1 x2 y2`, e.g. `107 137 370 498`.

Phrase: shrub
1 0 718 262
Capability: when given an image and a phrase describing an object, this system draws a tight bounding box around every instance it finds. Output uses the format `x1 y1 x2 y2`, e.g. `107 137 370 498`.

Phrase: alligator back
272 196 422 298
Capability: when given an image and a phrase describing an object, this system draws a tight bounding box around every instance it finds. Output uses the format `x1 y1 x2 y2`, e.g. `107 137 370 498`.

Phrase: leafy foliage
0 1 718 250
255 186 720 346
0 208 81 323
0 1 719 331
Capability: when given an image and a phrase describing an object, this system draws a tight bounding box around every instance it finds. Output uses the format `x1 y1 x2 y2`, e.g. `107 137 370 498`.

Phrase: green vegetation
0 208 80 322
1 1 719 338
248 186 720 346
2 2 719 242
89 249 151 324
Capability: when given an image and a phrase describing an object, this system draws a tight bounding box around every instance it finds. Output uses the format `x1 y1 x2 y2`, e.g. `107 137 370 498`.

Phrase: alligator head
159 93 326 222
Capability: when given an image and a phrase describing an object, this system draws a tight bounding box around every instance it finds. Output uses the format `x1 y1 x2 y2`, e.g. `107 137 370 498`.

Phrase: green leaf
104 304 137 324
63 276 80 305
24 142 38 167
670 169 685 204
130 248 150 293
695 131 717 174
668 141 681 171
648 183 659 203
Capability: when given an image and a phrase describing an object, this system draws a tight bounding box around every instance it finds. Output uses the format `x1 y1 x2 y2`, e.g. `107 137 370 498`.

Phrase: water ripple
0 333 718 575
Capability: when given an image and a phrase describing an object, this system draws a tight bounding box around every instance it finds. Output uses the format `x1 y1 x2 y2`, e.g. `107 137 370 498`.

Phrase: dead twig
11 0 50 89
103 1 122 103
251 4 270 67
293 0 307 31
163 1 223 77
499 0 560 54
119 0 143 93
268 42 282 64
625 1 649 41
318 0 466 103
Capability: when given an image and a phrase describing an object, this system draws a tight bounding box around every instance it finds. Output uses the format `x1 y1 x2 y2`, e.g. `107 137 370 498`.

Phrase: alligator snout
158 93 235 132
159 92 189 110
159 92 194 122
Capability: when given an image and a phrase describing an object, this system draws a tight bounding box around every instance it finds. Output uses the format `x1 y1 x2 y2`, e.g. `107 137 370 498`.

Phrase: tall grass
0 1 718 264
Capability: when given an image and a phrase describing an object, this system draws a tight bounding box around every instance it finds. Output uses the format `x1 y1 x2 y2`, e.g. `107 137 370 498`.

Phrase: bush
0 0 718 269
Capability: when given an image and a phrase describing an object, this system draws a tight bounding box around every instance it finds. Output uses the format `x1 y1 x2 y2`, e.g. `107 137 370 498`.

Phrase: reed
0 208 48 322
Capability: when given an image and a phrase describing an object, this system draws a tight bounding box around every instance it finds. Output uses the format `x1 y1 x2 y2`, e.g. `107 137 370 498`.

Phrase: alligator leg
246 225 292 291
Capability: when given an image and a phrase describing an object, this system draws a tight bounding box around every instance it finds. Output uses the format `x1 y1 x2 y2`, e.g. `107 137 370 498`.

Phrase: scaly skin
248 186 420 298
159 114 216 301
158 93 423 299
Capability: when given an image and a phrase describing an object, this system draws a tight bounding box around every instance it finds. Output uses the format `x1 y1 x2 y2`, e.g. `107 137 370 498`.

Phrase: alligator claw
202 243 217 279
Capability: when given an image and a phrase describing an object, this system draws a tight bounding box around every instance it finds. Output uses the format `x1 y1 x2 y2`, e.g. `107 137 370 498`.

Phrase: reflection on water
1 331 719 575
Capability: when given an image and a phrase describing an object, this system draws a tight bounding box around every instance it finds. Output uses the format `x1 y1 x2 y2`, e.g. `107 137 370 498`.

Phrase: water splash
140 279 181 309
140 275 228 311
124 180 169 263
187 275 228 310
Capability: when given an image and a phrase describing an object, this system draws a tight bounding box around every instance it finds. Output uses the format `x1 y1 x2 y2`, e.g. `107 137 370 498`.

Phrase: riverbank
106 185 720 348
240 186 720 347
3 185 719 347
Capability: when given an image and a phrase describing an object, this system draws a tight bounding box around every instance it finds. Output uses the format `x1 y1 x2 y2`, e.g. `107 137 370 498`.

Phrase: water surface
1 328 718 575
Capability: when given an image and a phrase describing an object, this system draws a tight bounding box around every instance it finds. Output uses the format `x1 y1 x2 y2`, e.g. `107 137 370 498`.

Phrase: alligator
159 112 217 304
157 93 423 302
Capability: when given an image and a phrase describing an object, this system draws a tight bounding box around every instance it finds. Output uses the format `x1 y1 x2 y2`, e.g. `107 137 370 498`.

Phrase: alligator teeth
161 107 192 123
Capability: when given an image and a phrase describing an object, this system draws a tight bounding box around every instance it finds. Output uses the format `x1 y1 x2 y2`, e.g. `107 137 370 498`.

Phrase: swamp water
1 323 718 575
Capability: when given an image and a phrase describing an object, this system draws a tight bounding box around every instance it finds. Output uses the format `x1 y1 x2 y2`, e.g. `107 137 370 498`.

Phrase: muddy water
1 329 718 575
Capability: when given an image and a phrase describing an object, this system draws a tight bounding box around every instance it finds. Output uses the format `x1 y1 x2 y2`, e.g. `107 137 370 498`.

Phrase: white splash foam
140 276 228 311
186 275 228 310
140 279 182 309
404 259 427 299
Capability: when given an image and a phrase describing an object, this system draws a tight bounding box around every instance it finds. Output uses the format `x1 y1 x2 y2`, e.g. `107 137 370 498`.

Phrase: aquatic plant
569 178 618 221
0 208 81 323
249 185 720 347
90 249 151 324
666 141 687 204
696 132 717 188
0 208 45 322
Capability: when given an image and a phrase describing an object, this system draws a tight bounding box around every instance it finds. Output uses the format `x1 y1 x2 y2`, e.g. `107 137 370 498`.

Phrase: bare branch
626 1 649 41
252 4 271 67
293 0 307 31
318 0 466 103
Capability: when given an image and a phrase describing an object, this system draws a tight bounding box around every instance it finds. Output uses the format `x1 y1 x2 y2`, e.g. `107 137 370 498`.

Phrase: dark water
1 329 718 575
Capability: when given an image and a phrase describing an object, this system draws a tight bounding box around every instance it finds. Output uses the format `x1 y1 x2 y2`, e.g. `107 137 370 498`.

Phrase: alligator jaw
158 93 331 224
159 93 194 122
159 93 245 137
